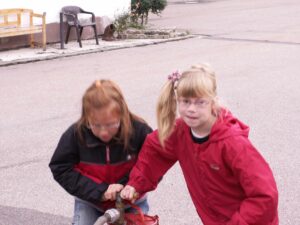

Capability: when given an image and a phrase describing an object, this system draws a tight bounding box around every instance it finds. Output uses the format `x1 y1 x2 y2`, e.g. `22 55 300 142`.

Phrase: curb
0 35 196 67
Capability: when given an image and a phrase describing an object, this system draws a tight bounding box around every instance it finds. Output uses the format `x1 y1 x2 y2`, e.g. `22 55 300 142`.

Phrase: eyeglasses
178 98 210 109
88 121 120 131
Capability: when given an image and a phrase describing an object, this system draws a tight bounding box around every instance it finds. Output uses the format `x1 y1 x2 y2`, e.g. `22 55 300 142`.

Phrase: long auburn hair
76 79 144 150
156 64 221 146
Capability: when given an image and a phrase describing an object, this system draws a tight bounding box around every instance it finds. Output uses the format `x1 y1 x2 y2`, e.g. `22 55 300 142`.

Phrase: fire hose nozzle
93 208 120 225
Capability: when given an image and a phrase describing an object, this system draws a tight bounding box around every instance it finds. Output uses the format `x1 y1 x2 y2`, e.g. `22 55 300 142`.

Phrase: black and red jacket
49 119 152 210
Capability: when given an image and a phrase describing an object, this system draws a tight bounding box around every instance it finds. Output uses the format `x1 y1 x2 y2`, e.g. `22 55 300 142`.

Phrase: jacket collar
83 126 120 147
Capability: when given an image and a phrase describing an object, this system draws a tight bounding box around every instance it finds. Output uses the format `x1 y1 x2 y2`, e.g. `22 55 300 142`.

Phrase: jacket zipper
106 145 110 164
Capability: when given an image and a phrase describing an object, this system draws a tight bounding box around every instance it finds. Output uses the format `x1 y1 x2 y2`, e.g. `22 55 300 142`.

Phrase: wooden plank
17 13 21 26
0 22 18 27
32 13 44 18
4 15 8 24
41 12 46 50
0 30 42 38
0 9 32 14
0 27 42 37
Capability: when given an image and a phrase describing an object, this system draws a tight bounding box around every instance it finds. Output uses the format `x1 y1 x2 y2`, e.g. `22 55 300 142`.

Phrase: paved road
1 0 300 224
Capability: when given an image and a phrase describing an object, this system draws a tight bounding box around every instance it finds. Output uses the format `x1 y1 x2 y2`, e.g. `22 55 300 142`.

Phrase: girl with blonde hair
121 64 278 225
49 79 152 225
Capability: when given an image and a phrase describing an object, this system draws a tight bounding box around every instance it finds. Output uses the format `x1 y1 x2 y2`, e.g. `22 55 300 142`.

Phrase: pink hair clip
168 71 181 83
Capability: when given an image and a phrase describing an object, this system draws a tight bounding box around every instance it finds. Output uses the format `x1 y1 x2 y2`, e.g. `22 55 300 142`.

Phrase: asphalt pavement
1 0 300 224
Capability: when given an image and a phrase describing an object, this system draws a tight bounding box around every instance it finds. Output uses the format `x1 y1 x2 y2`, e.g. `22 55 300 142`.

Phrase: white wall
2 0 131 23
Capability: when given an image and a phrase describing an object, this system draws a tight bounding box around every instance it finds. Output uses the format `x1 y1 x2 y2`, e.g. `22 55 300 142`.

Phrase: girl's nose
97 130 112 142
187 102 197 111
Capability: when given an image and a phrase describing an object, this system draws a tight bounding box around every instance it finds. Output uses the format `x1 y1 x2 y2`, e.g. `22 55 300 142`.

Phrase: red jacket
128 109 278 225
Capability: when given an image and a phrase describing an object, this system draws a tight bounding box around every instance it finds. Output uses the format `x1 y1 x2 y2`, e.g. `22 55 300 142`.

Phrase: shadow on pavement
0 205 71 225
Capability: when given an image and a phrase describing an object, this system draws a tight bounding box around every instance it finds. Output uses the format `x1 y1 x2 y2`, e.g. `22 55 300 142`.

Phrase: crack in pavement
0 158 44 170
196 34 300 46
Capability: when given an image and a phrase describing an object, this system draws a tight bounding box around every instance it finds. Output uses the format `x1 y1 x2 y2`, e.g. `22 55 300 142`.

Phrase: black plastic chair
61 6 99 47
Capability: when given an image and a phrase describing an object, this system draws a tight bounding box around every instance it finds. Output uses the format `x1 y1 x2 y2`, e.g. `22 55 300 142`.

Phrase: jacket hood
208 108 249 143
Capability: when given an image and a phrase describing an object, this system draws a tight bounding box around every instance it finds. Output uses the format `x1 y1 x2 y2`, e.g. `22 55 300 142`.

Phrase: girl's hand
120 185 138 203
102 184 124 201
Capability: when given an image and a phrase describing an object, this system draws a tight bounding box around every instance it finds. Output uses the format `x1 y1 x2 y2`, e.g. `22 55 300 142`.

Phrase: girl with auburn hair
49 80 152 225
121 64 279 225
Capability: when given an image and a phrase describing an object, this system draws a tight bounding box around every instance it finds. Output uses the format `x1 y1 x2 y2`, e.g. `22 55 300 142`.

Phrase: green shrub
151 0 167 15
114 0 167 34
131 0 167 25
114 10 144 35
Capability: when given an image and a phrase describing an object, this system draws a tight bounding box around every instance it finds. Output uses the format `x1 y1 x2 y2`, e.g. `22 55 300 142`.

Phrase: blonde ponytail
156 81 177 146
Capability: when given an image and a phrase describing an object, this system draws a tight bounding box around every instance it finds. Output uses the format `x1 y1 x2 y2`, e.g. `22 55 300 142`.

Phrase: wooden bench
0 8 46 51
